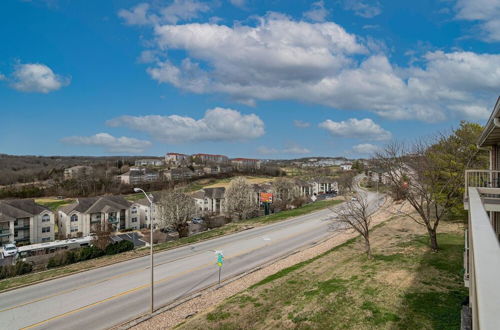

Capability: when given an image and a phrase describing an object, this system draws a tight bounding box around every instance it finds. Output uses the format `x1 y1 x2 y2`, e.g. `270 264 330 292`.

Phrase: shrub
105 240 134 255
0 261 33 279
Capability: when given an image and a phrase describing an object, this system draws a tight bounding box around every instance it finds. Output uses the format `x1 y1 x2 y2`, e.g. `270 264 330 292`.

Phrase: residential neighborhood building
58 196 136 237
134 159 164 167
0 199 55 245
462 97 500 329
164 167 194 181
64 165 94 180
231 158 261 169
193 187 226 215
367 169 391 185
192 153 229 164
165 152 189 166
295 178 338 196
117 167 160 185
340 163 353 171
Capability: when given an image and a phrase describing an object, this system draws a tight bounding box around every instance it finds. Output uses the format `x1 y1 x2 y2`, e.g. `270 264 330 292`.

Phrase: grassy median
179 216 466 330
0 199 341 292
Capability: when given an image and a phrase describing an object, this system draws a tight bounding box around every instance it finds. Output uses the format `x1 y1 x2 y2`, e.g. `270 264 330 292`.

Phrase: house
192 153 229 164
134 159 164 167
462 96 500 329
117 167 160 185
165 153 189 166
0 199 55 245
58 196 135 237
231 158 261 169
192 187 226 215
368 168 391 185
340 163 353 171
164 167 194 181
64 165 93 180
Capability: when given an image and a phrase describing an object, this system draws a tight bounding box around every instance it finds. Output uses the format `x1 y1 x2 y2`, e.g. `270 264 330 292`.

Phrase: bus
17 236 94 258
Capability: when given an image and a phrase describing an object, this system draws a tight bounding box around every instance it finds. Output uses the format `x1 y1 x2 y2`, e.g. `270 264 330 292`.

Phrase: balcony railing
0 230 11 237
466 187 500 329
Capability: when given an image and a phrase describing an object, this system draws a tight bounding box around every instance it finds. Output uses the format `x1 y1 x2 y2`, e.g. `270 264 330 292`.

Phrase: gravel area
127 198 407 330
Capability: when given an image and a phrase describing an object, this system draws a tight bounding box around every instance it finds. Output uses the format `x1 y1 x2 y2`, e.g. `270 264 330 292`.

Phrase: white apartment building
231 158 261 169
165 153 189 165
117 167 160 185
134 159 164 167
64 165 93 180
340 163 353 171
58 196 136 237
0 199 55 246
192 153 229 164
192 187 226 215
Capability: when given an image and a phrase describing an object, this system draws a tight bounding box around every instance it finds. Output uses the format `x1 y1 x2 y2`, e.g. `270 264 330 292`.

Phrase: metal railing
465 169 500 191
466 187 500 329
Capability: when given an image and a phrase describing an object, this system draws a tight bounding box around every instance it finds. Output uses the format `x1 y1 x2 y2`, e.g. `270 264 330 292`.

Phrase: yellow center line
19 226 323 330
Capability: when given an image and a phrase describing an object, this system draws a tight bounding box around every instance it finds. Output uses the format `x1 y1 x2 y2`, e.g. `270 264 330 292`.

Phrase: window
42 227 51 233
70 228 78 233
71 214 78 222
131 217 137 223
42 214 50 222
131 207 137 214
42 237 51 242
14 220 18 226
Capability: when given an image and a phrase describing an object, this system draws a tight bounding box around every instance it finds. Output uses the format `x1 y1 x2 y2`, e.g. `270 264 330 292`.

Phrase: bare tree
271 177 298 210
91 223 112 250
331 192 374 258
156 190 196 238
225 177 257 220
337 171 356 194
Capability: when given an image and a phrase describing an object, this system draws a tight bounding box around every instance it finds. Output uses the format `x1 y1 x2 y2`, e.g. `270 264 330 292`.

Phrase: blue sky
1 0 499 158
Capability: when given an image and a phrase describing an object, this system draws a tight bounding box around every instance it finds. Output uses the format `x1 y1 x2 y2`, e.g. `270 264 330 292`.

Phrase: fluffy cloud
352 143 381 155
107 107 265 144
257 144 310 155
0 73 6 81
304 1 329 22
229 0 245 8
293 120 311 128
319 118 392 141
125 12 499 122
343 0 382 18
10 63 69 93
455 0 500 42
119 0 211 26
61 133 152 153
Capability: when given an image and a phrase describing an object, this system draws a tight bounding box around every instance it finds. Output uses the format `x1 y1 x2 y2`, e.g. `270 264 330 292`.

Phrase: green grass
36 199 75 211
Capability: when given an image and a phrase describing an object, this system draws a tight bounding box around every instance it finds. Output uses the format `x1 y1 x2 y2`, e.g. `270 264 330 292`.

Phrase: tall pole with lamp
134 187 154 314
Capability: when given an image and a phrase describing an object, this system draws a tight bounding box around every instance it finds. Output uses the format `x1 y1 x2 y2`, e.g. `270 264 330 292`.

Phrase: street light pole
134 187 154 314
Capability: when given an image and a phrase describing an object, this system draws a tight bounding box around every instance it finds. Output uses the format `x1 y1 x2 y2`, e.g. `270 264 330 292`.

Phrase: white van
2 244 18 258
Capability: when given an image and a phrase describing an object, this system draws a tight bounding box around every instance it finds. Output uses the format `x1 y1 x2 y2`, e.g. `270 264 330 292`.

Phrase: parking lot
111 232 147 248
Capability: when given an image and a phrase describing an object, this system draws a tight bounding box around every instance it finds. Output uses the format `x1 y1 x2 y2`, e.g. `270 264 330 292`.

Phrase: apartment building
165 152 189 165
117 167 160 185
340 163 353 171
231 158 261 169
58 196 136 237
134 159 164 167
164 167 194 181
193 187 226 215
64 165 93 180
0 199 55 245
462 97 500 329
192 153 229 164
295 178 338 196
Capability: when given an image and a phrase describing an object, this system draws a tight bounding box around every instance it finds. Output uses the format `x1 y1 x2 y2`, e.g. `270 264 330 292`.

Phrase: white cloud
257 143 310 155
126 13 499 122
61 133 152 154
319 118 392 141
0 73 6 81
10 63 69 93
293 120 311 128
352 143 381 155
304 1 329 22
107 107 265 144
344 0 382 18
455 0 500 42
119 0 211 26
229 0 245 8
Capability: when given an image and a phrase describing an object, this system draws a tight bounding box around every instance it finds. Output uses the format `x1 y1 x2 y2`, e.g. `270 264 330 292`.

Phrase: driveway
111 232 147 248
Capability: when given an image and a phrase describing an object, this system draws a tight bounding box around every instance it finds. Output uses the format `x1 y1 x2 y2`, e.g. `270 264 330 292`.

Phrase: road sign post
215 251 224 285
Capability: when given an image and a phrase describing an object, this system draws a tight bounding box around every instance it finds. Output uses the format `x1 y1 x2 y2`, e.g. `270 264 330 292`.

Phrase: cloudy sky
1 0 499 158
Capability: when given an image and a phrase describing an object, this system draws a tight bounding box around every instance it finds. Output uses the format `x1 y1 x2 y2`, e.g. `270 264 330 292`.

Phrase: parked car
351 197 358 201
2 244 18 257
191 217 204 224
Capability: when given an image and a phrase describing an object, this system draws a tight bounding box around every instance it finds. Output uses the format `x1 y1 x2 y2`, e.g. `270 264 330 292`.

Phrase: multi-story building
462 97 500 329
64 165 93 180
58 196 136 237
165 152 189 165
193 188 226 215
117 167 160 185
192 153 229 164
134 159 164 167
0 199 55 245
231 158 261 169
340 163 353 171
164 167 194 181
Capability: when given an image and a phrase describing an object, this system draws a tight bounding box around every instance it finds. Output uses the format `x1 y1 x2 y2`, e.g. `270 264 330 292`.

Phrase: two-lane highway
0 191 382 329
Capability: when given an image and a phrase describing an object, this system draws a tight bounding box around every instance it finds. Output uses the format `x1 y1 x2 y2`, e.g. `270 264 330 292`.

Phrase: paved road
0 190 383 330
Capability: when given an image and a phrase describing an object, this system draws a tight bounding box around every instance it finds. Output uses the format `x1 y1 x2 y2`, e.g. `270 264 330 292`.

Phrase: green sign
216 251 224 267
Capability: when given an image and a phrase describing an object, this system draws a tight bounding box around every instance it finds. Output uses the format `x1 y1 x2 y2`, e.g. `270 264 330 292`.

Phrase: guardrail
466 187 500 329
465 169 500 194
